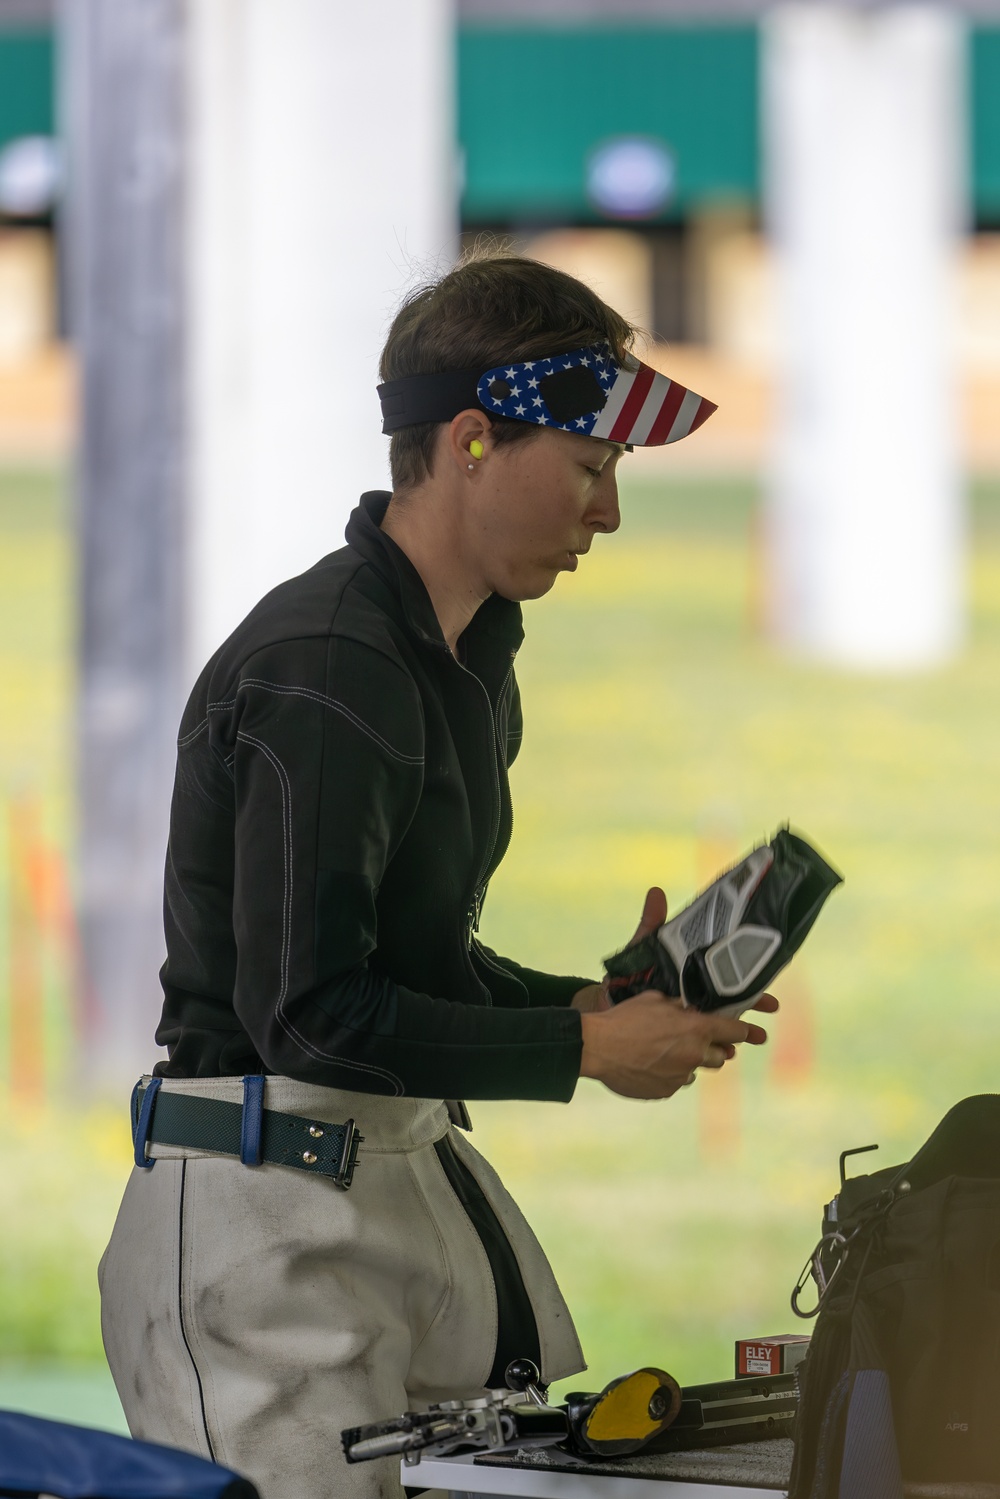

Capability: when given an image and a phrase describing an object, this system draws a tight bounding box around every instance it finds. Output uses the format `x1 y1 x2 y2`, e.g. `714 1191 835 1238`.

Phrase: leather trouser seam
413 1135 498 1388
177 1159 218 1464
401 1147 453 1369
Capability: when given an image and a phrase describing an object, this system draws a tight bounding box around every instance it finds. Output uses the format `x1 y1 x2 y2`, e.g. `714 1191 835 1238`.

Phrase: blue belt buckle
131 1077 162 1169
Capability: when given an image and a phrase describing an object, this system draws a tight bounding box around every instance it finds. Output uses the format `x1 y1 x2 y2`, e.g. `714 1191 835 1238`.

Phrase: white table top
401 1451 786 1499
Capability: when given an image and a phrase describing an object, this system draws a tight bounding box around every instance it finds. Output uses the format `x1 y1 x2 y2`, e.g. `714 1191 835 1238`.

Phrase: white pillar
763 5 966 669
64 0 187 1090
185 0 456 678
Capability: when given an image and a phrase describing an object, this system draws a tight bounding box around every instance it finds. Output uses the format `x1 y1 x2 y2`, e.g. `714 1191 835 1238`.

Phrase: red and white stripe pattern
590 360 717 447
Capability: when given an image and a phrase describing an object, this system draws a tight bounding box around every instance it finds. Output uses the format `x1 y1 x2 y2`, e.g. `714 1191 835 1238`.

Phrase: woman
99 253 774 1499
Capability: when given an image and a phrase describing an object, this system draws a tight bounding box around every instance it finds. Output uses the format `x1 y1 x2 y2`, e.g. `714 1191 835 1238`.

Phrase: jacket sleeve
216 637 583 1101
475 945 598 1009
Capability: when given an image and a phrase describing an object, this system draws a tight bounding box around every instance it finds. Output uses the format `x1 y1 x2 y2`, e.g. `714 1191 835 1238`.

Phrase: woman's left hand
570 886 667 1013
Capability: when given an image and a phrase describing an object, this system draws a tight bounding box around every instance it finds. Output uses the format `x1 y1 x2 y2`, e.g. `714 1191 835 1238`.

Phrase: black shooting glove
603 828 842 1017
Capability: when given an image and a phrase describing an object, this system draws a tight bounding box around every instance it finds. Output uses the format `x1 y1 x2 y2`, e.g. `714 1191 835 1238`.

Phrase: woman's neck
379 488 490 655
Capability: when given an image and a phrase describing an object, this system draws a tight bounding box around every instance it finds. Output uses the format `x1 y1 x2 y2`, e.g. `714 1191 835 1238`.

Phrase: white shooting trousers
99 1077 585 1499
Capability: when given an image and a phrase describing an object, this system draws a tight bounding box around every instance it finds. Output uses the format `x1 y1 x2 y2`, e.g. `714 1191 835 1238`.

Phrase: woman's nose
591 479 621 534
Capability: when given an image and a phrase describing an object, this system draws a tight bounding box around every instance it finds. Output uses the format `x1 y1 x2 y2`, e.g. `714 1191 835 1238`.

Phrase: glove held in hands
603 828 842 1015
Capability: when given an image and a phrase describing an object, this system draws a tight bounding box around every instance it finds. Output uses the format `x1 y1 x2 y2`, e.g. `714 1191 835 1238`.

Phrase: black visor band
378 370 484 435
378 364 612 435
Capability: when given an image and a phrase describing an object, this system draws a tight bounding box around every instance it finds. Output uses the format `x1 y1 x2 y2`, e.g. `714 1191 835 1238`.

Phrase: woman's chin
490 563 562 602
516 573 562 602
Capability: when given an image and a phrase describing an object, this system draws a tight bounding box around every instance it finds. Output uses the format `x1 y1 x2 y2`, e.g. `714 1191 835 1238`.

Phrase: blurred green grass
0 465 998 1421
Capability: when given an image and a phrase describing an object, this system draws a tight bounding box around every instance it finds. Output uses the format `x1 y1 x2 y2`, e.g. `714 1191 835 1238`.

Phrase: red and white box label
736 1335 810 1378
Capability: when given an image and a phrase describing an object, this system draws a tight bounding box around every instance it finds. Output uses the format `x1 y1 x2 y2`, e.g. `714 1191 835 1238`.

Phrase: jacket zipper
453 656 513 950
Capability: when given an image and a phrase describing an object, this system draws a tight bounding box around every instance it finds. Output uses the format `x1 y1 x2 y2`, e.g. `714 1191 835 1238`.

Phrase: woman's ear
448 410 492 474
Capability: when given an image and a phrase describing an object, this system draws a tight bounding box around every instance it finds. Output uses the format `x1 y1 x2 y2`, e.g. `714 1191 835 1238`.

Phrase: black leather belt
131 1077 364 1190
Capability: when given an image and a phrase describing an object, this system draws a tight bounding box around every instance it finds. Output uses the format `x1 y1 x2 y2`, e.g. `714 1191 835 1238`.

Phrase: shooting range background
1 1 1000 1432
2 460 999 1425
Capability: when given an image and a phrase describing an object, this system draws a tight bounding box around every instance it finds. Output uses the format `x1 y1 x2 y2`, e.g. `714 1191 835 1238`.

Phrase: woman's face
467 428 625 601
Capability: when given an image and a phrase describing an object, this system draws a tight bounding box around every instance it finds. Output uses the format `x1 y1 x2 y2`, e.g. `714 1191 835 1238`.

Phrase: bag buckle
791 1231 849 1319
335 1118 363 1190
791 1183 904 1320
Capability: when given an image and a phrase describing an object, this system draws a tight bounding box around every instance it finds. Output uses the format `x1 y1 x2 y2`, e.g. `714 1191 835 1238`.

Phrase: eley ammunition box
735 1334 810 1378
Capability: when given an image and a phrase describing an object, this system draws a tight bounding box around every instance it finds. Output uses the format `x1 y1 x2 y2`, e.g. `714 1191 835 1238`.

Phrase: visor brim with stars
377 344 717 447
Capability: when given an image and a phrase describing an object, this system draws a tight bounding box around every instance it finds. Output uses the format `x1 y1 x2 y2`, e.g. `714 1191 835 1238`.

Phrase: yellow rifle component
584 1369 668 1442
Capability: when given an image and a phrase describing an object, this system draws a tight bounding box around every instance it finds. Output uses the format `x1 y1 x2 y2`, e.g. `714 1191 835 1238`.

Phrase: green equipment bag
788 1095 1000 1499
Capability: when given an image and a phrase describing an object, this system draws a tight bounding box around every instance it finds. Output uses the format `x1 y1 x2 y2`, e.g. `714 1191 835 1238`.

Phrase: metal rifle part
341 1360 684 1466
646 1374 798 1452
343 1400 568 1466
342 1361 567 1468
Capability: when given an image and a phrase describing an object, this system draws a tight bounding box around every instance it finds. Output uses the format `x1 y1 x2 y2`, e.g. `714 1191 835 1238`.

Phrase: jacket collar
345 491 525 659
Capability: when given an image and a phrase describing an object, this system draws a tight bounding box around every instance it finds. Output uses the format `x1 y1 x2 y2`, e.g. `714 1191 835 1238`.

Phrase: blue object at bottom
0 1409 258 1498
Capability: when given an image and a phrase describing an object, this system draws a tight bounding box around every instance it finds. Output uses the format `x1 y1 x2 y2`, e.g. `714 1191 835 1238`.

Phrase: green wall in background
971 28 1000 221
2 24 1000 223
458 25 759 222
459 23 1000 225
0 31 54 152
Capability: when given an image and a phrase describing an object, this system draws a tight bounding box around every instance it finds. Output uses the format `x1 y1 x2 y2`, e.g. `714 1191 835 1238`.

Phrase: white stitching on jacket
235 730 404 1094
215 681 423 766
177 718 209 749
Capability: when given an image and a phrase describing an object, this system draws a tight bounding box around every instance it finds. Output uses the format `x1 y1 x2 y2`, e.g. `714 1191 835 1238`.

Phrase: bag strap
898 1093 1000 1191
837 1370 903 1499
832 1288 903 1499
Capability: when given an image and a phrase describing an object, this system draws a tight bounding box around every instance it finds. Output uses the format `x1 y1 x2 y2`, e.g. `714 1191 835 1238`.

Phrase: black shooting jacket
155 492 589 1101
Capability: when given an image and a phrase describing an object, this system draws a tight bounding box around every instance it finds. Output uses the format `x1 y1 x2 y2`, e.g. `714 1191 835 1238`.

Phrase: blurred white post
186 0 456 677
764 5 965 668
63 0 187 1090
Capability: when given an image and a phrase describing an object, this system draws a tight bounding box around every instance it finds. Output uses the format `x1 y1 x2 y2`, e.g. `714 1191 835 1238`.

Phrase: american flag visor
377 343 717 447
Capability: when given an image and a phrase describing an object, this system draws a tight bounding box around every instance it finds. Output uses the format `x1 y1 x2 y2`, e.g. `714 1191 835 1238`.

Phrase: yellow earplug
469 439 484 461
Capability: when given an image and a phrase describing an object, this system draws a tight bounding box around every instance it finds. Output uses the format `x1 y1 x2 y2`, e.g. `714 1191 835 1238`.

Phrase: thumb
630 886 667 944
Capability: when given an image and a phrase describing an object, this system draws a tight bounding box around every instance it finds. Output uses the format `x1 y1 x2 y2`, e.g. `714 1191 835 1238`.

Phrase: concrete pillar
763 5 966 668
185 0 457 679
66 0 456 1088
62 0 187 1087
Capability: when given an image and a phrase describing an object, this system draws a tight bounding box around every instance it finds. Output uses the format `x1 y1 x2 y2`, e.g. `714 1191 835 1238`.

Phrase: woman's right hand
578 990 769 1100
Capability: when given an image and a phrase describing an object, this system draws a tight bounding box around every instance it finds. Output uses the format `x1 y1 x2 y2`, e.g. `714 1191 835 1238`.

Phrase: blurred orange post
769 969 815 1087
697 1065 741 1161
26 836 90 1049
7 794 46 1105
